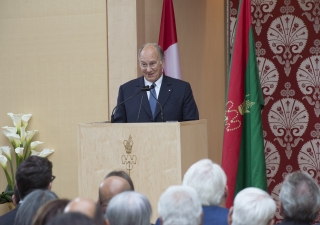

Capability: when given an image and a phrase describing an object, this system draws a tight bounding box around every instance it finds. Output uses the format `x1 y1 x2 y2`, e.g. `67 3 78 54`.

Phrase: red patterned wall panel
229 0 320 223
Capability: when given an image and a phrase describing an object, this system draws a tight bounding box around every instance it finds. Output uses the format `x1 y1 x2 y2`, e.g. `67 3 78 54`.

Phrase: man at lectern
112 43 199 123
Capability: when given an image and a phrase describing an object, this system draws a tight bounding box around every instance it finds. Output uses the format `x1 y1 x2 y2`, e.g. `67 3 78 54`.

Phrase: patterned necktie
149 83 157 119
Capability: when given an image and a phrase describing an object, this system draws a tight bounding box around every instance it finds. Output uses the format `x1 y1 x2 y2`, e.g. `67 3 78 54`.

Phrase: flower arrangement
0 113 54 204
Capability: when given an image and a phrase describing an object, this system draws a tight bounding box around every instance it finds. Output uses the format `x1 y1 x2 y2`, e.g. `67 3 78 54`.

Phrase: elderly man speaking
112 43 199 123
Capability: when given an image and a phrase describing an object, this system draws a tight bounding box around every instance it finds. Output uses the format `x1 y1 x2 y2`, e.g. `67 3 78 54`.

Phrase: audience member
12 184 20 206
32 199 70 225
278 171 320 225
0 156 54 225
158 186 202 225
105 170 134 190
46 212 96 225
105 191 152 225
98 171 133 212
183 159 228 225
13 189 58 225
228 187 276 225
64 197 105 225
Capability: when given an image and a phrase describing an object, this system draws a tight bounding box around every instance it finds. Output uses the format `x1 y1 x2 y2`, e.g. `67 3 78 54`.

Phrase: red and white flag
158 0 181 80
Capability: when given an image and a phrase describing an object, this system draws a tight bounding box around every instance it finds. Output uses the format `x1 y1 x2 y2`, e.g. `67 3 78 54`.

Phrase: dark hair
46 212 96 225
105 170 134 190
32 199 70 225
16 156 53 199
14 190 58 225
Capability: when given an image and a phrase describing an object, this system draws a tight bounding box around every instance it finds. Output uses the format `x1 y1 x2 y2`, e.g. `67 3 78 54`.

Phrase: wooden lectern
78 119 208 222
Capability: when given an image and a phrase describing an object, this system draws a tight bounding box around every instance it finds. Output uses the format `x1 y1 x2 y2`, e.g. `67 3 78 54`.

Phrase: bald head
99 176 132 212
64 197 105 225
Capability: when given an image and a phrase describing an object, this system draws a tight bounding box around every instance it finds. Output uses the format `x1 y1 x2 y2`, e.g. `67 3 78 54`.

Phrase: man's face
139 45 165 83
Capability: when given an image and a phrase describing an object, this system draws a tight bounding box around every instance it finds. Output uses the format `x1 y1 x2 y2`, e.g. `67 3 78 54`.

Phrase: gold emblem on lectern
122 135 137 176
123 135 133 154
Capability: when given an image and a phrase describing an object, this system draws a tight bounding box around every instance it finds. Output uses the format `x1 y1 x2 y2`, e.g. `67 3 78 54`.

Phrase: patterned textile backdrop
229 0 320 223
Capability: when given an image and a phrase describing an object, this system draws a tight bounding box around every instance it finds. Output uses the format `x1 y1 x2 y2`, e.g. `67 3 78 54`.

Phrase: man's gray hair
279 171 320 222
105 191 152 225
232 187 276 225
182 159 227 206
14 189 58 225
158 185 202 225
138 43 165 62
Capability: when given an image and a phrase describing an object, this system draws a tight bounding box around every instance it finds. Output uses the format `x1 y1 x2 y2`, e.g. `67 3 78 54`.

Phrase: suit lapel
154 75 173 119
137 77 153 118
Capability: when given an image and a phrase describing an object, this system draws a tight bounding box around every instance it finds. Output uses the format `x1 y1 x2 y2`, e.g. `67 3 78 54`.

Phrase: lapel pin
169 89 171 92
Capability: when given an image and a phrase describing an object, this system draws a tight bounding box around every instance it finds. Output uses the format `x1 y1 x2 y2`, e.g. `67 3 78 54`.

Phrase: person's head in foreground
16 156 54 200
279 171 320 224
46 212 96 225
99 171 133 212
105 191 152 225
14 189 58 225
182 158 227 206
228 187 276 225
64 197 105 225
158 185 202 225
32 199 70 225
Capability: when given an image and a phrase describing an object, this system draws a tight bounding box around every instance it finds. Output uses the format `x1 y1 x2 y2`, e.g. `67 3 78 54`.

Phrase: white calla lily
38 149 54 157
7 113 14 123
31 149 54 157
0 146 11 160
2 126 17 135
15 147 24 158
13 114 22 133
25 130 38 144
8 113 23 133
21 114 32 128
30 141 44 150
0 155 8 169
31 150 40 156
5 133 21 148
20 127 26 144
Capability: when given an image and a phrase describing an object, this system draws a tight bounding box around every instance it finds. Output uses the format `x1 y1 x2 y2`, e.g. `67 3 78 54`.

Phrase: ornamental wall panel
229 0 320 222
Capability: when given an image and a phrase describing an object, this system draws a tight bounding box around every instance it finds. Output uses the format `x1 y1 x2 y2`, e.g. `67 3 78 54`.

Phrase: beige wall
0 0 108 215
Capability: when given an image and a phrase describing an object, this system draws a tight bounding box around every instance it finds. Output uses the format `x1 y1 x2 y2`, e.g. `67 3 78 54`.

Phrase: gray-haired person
278 171 320 225
105 191 152 225
158 185 202 225
228 187 276 225
13 189 58 225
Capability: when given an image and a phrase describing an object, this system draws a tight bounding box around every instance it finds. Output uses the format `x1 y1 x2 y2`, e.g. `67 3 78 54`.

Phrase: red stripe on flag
159 0 178 51
222 0 253 208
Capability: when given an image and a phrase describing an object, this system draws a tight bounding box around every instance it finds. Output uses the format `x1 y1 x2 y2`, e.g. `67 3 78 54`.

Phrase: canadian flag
158 0 181 80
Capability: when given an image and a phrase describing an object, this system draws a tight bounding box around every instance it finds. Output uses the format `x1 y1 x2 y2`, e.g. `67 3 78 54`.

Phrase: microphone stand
111 85 153 123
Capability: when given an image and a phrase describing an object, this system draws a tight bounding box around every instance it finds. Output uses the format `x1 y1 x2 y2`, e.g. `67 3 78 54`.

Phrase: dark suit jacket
113 75 199 122
0 204 19 225
278 218 314 225
155 205 229 225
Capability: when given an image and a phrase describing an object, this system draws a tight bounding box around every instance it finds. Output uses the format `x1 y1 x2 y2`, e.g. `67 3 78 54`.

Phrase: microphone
140 85 154 91
149 85 164 122
137 85 155 122
111 86 152 123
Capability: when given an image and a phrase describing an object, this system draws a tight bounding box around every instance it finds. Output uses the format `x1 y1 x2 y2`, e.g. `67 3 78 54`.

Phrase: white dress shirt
144 74 163 99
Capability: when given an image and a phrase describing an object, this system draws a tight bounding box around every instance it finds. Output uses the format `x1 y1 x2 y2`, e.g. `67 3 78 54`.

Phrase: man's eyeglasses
140 61 161 69
51 175 56 182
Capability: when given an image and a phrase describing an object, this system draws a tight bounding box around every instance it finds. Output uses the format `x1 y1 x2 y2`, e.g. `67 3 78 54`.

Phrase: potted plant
0 113 54 207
